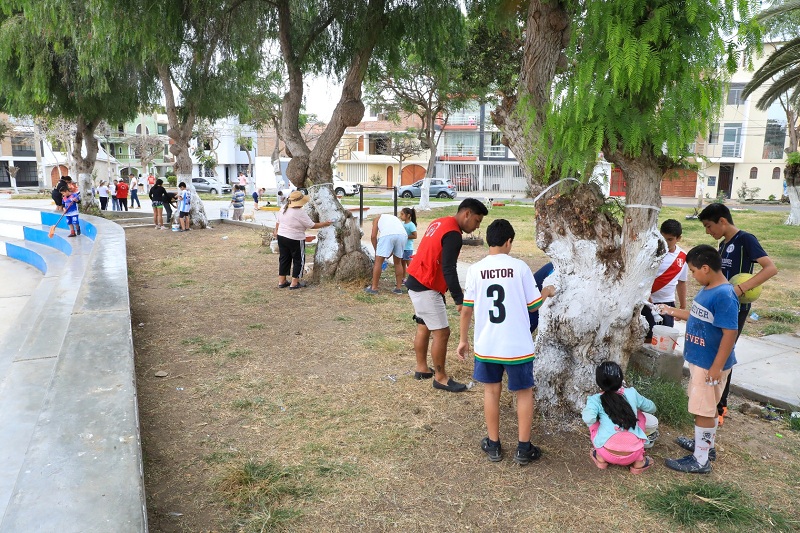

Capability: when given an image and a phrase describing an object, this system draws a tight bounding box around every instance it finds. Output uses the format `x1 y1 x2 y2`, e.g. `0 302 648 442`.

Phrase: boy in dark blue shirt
698 203 777 424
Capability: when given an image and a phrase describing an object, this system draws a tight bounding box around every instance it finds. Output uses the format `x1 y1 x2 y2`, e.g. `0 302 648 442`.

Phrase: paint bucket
651 325 679 354
643 412 659 449
220 207 229 219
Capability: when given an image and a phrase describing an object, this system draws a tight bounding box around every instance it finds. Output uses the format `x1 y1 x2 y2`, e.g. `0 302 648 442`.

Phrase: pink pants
589 411 646 466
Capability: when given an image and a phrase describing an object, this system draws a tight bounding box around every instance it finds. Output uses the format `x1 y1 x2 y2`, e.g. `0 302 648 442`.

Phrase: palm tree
742 0 800 224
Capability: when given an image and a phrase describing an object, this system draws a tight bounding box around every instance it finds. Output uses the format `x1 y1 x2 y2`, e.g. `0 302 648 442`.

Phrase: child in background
659 244 740 473
642 219 688 342
399 207 417 281
230 184 245 221
178 182 192 231
457 219 554 464
62 188 81 237
582 361 657 474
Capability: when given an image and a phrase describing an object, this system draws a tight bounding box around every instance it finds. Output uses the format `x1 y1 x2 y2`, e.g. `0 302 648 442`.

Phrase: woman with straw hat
275 191 332 289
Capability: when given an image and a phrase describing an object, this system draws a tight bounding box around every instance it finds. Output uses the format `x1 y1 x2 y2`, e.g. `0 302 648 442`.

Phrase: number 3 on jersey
486 284 506 323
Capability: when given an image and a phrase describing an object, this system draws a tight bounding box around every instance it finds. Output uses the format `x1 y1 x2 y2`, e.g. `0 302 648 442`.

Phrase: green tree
742 0 800 225
0 1 157 207
365 35 468 210
267 0 464 280
477 0 745 417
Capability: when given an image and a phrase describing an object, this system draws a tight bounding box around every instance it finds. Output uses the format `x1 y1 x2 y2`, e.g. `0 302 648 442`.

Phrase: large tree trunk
419 120 440 211
72 116 101 209
307 186 371 282
160 64 208 228
276 0 385 279
533 157 664 418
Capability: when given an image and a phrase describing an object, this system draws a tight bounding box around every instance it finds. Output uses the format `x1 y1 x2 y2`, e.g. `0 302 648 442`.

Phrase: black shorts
52 190 63 205
180 211 190 218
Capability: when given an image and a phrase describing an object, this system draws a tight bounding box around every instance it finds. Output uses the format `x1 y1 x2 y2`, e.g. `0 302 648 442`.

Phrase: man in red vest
406 198 488 392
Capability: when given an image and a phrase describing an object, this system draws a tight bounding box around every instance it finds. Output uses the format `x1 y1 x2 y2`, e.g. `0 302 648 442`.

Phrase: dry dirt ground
127 224 800 532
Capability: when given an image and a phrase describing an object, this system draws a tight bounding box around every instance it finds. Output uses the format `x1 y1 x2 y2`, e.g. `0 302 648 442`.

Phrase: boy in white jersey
642 219 688 343
457 219 554 465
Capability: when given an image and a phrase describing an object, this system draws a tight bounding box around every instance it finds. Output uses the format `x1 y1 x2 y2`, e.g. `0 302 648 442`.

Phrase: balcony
440 145 478 161
721 142 741 158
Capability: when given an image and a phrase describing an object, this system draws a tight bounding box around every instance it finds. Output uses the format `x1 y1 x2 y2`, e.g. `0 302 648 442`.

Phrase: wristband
737 284 744 295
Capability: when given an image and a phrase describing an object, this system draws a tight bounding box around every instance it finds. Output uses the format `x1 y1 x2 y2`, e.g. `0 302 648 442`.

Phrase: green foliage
787 152 800 165
543 0 745 178
640 479 794 530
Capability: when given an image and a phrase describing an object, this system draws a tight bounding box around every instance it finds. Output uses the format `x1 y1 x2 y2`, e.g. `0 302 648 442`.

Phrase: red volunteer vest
407 216 461 294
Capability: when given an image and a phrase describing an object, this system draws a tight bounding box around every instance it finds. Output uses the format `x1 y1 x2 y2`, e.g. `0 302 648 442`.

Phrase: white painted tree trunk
418 177 432 211
77 173 98 208
307 185 371 282
179 173 208 229
786 183 800 225
532 179 664 418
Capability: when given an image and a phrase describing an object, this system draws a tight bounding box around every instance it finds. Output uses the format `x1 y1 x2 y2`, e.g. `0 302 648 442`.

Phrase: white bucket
652 325 679 354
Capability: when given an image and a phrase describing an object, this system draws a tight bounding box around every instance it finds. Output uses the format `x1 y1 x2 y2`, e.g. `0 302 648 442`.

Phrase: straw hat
288 190 309 207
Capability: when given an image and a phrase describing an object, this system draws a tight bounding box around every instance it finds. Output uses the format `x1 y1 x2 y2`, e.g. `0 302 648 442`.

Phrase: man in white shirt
365 214 409 295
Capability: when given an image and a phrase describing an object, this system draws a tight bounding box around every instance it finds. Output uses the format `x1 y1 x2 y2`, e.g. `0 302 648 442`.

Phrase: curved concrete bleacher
0 206 147 532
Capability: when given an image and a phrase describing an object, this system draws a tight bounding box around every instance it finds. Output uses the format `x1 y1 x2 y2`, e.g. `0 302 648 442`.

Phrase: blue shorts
473 360 535 391
376 233 406 259
402 249 413 261
66 215 79 226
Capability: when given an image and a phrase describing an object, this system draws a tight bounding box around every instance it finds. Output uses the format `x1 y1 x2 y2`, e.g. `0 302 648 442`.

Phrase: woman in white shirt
274 191 332 289
98 181 110 210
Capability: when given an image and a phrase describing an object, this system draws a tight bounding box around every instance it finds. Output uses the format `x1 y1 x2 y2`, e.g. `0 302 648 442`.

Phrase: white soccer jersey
650 246 688 303
462 254 542 364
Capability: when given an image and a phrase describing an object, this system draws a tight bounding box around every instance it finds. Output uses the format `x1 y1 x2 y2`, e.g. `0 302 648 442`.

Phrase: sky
305 76 344 123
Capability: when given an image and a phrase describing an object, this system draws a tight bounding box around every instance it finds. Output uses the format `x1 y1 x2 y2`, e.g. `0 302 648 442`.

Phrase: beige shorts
687 363 731 418
408 289 449 331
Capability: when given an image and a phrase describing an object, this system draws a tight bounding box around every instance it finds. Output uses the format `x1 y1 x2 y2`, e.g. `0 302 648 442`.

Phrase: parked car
333 176 361 196
191 177 231 195
452 173 478 191
397 179 457 199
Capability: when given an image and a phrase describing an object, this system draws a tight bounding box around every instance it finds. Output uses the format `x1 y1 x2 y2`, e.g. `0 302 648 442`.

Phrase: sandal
590 449 608 470
277 282 291 288
414 367 434 380
289 282 307 290
630 456 653 474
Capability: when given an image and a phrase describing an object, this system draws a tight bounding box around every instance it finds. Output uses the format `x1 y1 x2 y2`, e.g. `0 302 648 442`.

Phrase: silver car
191 177 231 195
397 178 457 199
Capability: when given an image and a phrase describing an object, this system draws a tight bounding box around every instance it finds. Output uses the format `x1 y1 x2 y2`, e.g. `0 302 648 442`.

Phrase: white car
333 176 360 196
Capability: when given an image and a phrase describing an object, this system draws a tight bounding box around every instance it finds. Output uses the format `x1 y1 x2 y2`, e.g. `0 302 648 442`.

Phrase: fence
436 162 528 193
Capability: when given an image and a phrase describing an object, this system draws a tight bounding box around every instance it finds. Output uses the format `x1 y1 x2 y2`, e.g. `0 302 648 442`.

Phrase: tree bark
159 64 208 228
532 162 664 418
276 0 386 280
72 116 101 209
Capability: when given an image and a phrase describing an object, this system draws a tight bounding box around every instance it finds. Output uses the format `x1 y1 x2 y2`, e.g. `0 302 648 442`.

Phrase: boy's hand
706 366 723 386
456 340 469 361
541 285 556 299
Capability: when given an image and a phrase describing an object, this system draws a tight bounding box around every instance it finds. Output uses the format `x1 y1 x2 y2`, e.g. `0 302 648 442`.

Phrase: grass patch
312 459 360 478
640 479 794 530
182 336 232 356
219 459 313 532
242 290 263 304
789 412 800 432
627 371 693 428
334 315 353 322
203 450 238 464
227 348 252 359
361 332 405 352
354 292 381 304
247 323 265 329
231 397 264 410
761 323 794 336
757 310 800 323
168 279 195 288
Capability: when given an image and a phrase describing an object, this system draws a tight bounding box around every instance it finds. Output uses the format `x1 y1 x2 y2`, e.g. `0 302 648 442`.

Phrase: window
483 131 506 158
727 83 746 105
772 167 781 180
11 135 35 156
135 124 150 135
749 167 758 180
721 123 742 157
762 101 787 159
708 123 719 144
157 123 168 135
368 134 390 155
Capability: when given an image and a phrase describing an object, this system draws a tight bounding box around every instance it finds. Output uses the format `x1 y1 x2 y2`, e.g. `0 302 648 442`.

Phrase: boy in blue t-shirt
62 189 81 237
698 203 777 424
658 245 739 473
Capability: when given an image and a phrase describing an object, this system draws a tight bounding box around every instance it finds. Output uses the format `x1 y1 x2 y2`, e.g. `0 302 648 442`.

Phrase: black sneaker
513 444 542 465
675 436 716 461
481 437 502 462
665 453 712 474
76 227 81 235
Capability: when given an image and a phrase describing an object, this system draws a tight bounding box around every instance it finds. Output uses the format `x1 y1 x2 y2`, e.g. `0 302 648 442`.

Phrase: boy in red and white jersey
457 219 554 465
642 219 688 342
